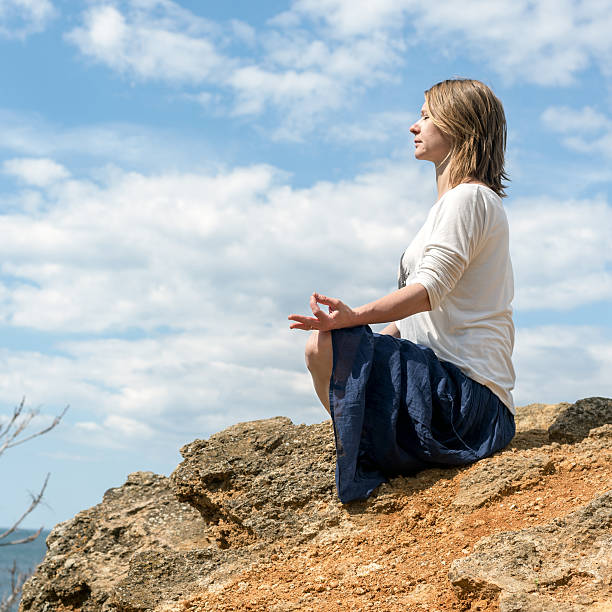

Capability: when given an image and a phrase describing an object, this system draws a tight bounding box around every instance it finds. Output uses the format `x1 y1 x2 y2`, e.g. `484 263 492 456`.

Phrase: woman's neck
435 158 453 200
435 163 486 200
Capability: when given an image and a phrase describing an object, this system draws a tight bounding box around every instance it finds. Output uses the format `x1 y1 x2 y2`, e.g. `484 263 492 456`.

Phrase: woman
288 79 516 503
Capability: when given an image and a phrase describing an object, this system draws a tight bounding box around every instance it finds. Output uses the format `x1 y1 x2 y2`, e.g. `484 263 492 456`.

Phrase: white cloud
279 0 411 37
327 111 415 144
3 157 70 186
41 450 96 462
0 155 610 447
0 328 322 448
228 65 338 117
514 325 612 406
57 0 612 150
63 1 612 141
542 105 611 134
542 105 612 157
65 1 403 139
0 157 433 444
0 109 215 171
0 0 55 39
233 31 402 137
289 0 612 86
0 159 434 334
508 195 612 310
104 414 154 438
230 18 255 46
66 3 227 82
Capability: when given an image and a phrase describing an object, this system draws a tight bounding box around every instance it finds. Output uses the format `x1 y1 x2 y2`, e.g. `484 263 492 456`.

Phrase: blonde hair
425 79 509 197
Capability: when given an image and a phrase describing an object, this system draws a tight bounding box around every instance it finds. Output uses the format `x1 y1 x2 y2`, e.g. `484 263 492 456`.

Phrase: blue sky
0 0 610 529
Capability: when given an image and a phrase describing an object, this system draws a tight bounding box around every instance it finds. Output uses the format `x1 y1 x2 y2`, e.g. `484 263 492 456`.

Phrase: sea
0 528 50 610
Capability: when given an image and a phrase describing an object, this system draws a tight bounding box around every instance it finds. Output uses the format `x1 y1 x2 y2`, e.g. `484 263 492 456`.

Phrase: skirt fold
329 325 515 503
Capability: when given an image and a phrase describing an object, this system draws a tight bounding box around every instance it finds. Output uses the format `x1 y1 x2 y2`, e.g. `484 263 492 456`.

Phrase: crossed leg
304 330 333 415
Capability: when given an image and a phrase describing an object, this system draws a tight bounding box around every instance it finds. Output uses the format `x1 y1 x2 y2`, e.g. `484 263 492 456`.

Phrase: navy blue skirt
329 325 515 503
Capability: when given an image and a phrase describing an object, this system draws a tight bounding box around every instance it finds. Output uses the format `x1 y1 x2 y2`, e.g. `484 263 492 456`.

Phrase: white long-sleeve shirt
396 183 516 412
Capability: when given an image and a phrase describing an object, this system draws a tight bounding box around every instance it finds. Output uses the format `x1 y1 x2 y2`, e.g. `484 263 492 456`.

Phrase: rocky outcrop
450 476 612 610
452 453 556 509
20 397 612 611
20 419 344 611
448 421 612 611
19 472 213 610
170 417 342 547
548 397 612 443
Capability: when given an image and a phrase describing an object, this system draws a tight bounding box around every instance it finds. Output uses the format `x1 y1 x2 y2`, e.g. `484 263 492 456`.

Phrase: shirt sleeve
411 187 486 310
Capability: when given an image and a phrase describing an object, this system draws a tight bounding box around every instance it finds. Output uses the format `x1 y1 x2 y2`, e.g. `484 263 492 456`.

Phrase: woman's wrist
351 304 371 326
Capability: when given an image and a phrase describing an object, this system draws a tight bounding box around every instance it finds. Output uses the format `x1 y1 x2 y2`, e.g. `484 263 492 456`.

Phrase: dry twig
0 474 48 547
0 399 68 458
0 398 66 546
0 399 67 607
0 561 29 611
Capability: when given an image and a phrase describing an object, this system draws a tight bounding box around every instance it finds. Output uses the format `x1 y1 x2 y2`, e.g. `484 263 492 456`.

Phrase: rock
110 547 259 611
509 402 570 451
448 490 612 608
498 591 595 612
587 423 612 440
170 417 343 547
20 472 212 611
453 453 555 508
498 592 585 611
20 398 612 611
514 402 570 432
548 397 612 443
21 417 346 612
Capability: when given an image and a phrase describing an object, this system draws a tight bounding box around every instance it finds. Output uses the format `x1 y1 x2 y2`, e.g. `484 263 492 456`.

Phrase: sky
0 0 611 530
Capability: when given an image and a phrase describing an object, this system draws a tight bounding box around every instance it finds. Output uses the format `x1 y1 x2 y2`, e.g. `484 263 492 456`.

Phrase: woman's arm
353 283 431 325
288 284 430 331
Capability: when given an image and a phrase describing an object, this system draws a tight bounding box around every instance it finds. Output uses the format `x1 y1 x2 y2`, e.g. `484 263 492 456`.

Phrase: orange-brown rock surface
20 397 612 611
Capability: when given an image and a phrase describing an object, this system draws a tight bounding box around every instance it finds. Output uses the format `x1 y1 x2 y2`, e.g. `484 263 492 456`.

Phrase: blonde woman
288 79 516 503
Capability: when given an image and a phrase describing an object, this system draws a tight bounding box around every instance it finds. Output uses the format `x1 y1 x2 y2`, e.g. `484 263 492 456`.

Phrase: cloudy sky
0 0 611 529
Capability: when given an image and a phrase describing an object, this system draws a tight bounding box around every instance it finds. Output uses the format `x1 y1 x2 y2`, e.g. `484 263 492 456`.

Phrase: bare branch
0 400 67 607
0 561 30 611
0 474 49 545
0 398 32 453
0 398 22 438
0 527 43 547
0 404 68 458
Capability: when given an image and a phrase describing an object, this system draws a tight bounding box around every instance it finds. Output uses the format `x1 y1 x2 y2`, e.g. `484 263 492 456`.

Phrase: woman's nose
409 122 419 134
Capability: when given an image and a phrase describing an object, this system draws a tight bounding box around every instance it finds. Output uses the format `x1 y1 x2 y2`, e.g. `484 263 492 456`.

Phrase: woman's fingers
288 312 331 331
288 314 321 326
309 293 321 315
288 293 343 332
313 292 342 308
312 292 344 316
289 321 312 330
310 294 332 322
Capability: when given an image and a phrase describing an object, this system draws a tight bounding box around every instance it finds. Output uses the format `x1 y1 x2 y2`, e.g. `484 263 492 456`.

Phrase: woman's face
410 102 452 166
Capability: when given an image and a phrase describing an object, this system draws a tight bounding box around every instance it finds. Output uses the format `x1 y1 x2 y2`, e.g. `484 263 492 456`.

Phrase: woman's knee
305 331 333 414
305 330 332 374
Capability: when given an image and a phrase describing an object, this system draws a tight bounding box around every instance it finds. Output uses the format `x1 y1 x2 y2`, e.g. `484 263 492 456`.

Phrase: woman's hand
289 284 430 332
288 292 357 331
